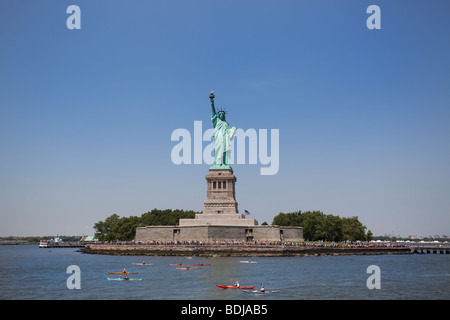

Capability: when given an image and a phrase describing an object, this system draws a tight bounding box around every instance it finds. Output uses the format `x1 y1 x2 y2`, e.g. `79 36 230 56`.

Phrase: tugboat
38 236 62 248
39 239 53 248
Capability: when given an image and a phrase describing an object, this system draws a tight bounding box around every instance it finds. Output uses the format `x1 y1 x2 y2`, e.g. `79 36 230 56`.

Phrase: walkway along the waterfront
81 243 416 256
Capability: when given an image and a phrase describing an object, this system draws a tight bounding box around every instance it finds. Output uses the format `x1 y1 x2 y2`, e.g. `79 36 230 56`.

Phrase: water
0 245 449 300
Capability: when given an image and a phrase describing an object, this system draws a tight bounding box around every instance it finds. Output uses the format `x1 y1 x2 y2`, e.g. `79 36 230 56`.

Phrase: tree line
94 209 372 242
93 209 197 241
272 210 373 241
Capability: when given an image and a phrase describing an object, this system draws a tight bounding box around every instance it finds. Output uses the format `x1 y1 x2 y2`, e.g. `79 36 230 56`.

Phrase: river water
0 245 449 300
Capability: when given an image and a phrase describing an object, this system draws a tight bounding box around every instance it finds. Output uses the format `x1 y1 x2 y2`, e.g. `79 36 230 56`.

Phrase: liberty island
135 92 303 244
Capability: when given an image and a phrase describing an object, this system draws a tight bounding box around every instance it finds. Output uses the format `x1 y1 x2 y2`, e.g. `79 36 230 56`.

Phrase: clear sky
1 0 449 237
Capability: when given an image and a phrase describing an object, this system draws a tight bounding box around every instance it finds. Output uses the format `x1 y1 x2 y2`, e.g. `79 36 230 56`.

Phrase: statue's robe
212 114 236 166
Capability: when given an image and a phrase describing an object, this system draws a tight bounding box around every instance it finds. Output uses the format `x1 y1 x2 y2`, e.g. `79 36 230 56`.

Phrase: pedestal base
178 168 258 226
202 169 238 214
179 213 258 226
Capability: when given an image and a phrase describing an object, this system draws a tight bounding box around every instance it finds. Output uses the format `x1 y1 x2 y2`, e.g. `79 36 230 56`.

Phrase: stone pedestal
203 169 238 214
179 169 258 226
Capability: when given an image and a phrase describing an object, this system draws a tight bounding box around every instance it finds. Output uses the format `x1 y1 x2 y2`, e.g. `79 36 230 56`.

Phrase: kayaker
259 283 265 293
235 281 240 288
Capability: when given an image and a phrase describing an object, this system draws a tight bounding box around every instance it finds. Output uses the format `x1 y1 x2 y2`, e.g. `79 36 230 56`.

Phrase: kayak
240 260 257 263
170 263 184 266
132 263 153 266
108 271 139 274
216 285 255 290
252 290 266 294
191 264 211 267
177 267 198 270
107 277 142 281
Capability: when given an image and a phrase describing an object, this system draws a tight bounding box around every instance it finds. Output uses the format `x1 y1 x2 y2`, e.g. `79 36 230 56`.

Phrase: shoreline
81 244 413 257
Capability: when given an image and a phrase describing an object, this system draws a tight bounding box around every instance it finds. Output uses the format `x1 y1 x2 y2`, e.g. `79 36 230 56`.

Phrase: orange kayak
216 285 255 290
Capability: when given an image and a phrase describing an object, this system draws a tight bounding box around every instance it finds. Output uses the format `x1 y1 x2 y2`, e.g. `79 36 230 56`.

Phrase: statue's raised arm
210 91 216 117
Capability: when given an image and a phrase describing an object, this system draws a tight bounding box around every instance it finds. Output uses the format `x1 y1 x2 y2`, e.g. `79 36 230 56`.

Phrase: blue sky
1 0 449 237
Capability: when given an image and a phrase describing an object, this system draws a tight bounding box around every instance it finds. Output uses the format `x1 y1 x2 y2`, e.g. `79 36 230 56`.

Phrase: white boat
132 262 153 266
239 260 258 263
39 240 53 248
107 277 142 281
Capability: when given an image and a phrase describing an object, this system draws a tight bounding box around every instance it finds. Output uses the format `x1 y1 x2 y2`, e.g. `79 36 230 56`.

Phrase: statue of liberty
209 91 237 169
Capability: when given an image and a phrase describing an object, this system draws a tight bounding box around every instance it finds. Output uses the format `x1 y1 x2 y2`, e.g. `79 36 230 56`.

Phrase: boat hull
216 285 255 290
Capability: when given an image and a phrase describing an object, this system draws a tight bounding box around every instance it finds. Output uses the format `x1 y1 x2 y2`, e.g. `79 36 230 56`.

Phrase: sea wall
136 225 304 242
82 244 412 257
135 225 304 242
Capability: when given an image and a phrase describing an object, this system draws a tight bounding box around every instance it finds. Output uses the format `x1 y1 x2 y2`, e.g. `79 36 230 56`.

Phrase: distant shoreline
0 242 33 245
81 244 413 257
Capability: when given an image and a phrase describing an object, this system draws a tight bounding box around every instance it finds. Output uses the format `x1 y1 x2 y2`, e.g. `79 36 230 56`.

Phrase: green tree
341 216 367 241
115 216 141 241
94 213 120 241
94 209 198 241
297 211 325 241
322 214 343 242
272 211 302 226
271 211 369 241
140 208 196 226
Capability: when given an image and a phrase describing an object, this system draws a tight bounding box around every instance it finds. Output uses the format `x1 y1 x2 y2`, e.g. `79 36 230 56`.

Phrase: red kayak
216 285 255 290
191 264 211 267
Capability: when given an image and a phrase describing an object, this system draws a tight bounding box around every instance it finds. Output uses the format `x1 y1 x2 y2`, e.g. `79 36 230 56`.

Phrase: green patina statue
209 91 237 169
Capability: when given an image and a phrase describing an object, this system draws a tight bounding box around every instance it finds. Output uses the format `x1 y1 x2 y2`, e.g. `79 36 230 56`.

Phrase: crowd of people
90 239 409 247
